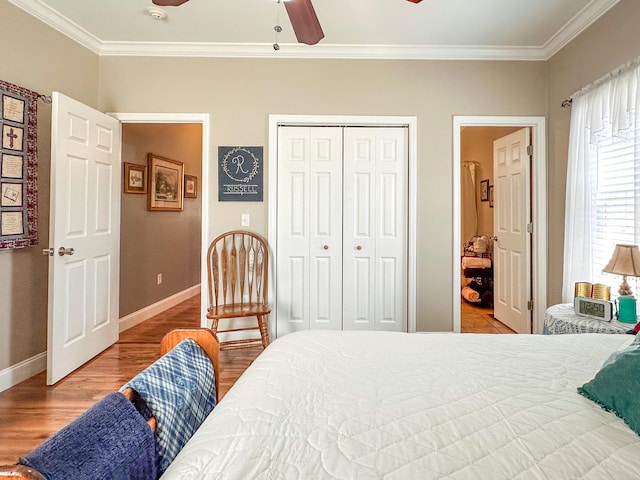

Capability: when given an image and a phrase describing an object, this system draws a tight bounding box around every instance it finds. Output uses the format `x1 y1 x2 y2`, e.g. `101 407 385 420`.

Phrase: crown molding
99 41 549 61
8 0 102 54
542 0 620 59
8 0 620 61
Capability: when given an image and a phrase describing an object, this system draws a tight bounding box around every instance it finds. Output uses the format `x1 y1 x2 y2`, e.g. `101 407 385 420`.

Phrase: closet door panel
277 128 311 335
277 126 342 335
353 257 372 324
379 257 399 324
309 128 343 329
343 133 375 329
343 127 408 331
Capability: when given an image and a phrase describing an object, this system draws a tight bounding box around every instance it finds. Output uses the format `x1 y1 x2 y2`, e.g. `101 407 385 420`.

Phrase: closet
276 125 408 336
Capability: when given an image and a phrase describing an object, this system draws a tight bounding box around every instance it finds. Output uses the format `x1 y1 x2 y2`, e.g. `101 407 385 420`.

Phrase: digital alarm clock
574 296 614 321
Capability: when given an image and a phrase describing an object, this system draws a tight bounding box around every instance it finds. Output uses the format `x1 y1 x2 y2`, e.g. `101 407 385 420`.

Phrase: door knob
356 245 362 250
42 248 54 256
490 236 498 242
323 245 329 250
58 247 75 256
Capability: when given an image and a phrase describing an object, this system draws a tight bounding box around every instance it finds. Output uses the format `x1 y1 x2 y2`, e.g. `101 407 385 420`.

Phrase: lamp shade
602 244 640 277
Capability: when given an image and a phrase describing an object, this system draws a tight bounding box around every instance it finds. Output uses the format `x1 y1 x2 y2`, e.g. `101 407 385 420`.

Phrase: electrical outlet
157 273 163 285
241 213 250 227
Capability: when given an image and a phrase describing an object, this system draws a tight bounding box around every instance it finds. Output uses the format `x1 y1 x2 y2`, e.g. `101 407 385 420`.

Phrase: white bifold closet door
276 125 408 336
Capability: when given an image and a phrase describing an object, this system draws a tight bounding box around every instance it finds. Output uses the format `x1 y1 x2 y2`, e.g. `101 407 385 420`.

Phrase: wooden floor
0 294 512 465
0 294 262 465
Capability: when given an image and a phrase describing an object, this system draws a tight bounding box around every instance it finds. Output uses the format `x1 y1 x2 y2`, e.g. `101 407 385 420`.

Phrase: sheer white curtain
563 59 640 302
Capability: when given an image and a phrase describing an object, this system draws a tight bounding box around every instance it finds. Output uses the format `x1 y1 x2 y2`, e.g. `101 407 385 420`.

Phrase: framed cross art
0 79 39 250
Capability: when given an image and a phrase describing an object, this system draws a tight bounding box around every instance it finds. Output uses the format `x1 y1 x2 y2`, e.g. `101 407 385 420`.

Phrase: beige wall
98 57 547 332
0 1 99 372
120 123 202 317
546 0 640 306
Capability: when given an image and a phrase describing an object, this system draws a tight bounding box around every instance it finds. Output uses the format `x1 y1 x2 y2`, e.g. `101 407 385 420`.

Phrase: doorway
453 116 547 334
459 126 521 333
112 113 211 329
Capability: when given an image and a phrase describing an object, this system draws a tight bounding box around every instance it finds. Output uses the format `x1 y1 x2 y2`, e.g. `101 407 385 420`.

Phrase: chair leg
257 315 270 348
209 317 219 336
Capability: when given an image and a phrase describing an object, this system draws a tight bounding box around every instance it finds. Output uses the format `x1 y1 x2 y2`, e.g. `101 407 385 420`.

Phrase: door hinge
527 144 533 156
527 300 534 311
526 222 533 234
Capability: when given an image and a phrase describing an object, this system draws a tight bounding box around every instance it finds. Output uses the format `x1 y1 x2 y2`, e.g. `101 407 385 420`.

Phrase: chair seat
207 303 271 320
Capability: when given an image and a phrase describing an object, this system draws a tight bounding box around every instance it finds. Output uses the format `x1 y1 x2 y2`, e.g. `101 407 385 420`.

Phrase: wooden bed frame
0 328 220 479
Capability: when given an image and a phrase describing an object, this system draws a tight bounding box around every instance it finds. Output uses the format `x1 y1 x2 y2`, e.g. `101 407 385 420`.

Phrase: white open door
493 128 531 334
46 92 121 385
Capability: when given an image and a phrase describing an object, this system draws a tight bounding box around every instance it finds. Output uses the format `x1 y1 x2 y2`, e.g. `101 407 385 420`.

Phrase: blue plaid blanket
121 339 216 474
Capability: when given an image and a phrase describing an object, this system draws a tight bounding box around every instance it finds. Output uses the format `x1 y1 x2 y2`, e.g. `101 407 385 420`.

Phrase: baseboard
119 284 201 333
0 285 201 393
0 352 47 393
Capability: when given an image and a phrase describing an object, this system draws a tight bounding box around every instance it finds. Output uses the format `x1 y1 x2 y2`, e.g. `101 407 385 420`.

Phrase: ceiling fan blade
284 0 324 46
152 0 190 6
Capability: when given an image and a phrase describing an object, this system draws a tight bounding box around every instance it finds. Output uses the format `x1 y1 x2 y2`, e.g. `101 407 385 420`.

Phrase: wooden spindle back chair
206 230 270 350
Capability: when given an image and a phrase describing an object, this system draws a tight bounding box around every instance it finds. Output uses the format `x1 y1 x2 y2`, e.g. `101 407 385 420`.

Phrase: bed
162 330 640 479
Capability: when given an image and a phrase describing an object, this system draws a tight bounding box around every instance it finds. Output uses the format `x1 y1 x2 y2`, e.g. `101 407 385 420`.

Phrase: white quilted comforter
162 331 640 479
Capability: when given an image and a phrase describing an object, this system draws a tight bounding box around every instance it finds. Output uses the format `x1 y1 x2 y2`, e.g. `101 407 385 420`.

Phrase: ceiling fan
152 0 423 46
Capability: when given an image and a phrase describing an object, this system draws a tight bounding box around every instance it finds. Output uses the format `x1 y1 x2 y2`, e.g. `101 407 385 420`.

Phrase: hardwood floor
461 300 515 333
0 294 512 465
0 294 262 465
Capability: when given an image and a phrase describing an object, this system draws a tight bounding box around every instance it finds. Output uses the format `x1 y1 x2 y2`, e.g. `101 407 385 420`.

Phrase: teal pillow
578 347 640 435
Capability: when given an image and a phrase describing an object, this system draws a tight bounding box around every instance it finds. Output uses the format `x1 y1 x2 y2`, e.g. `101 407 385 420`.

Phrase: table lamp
602 243 640 296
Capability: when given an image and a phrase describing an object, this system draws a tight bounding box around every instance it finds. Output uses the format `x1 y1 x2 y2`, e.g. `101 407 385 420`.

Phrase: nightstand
543 303 632 334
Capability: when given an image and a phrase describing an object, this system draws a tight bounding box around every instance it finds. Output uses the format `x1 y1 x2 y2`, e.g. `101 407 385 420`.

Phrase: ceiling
9 0 620 60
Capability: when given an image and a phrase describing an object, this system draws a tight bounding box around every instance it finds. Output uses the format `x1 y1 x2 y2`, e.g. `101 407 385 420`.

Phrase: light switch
241 214 250 227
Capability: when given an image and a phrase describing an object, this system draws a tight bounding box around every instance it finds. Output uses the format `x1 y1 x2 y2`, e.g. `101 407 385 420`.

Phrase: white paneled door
277 126 343 335
343 127 407 331
47 93 121 384
493 128 531 334
276 125 408 335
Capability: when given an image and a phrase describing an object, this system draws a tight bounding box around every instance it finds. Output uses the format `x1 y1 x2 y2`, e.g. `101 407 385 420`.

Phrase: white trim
7 0 619 61
268 115 418 338
0 352 47 393
98 42 549 61
110 112 211 328
118 284 201 332
453 116 547 334
543 0 621 59
7 0 102 54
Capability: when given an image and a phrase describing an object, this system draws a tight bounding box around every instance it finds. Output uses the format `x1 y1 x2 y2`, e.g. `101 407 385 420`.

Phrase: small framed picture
480 179 489 201
184 174 198 198
489 185 494 208
123 163 147 194
148 153 184 211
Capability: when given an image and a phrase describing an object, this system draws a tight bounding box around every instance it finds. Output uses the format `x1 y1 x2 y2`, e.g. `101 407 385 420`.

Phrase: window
563 59 640 301
590 134 639 287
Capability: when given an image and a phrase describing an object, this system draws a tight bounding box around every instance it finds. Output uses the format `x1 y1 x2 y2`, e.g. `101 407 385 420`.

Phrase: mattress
162 331 640 479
